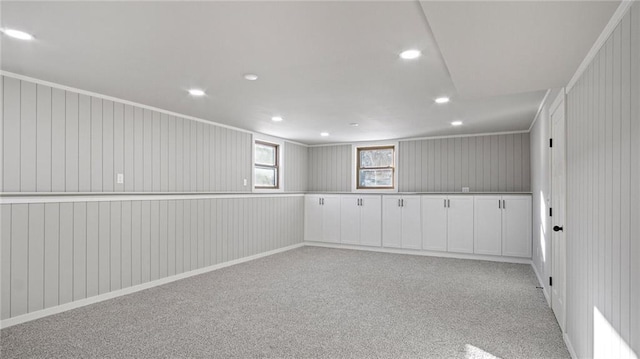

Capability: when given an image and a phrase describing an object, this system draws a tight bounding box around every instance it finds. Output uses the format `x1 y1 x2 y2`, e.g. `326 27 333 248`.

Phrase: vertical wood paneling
91 98 103 191
159 200 168 278
168 116 176 192
176 200 184 273
141 201 151 283
51 89 66 192
78 95 91 192
176 118 184 192
110 202 121 290
143 110 153 192
190 121 197 191
167 200 176 276
121 201 132 289
27 204 44 312
36 85 52 192
131 201 142 286
152 112 161 192
58 203 73 305
150 198 160 281
113 103 124 192
102 100 114 192
98 202 110 294
86 202 99 297
124 105 135 192
3 78 21 191
10 204 28 316
1 205 11 319
183 118 190 192
133 107 144 192
72 202 86 301
64 92 79 192
43 203 59 309
20 81 37 192
160 114 169 192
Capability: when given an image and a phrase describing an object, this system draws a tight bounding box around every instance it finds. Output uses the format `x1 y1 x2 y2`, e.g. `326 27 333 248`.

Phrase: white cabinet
502 196 532 258
473 195 532 258
446 197 475 254
382 196 421 249
304 195 341 243
474 196 503 255
340 196 381 246
421 196 448 251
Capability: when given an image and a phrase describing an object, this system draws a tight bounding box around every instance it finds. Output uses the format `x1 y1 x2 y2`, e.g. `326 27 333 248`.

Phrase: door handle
503 200 506 209
401 199 404 207
444 199 447 208
319 198 321 205
553 225 563 232
398 199 401 207
499 199 501 209
321 198 324 206
447 199 450 208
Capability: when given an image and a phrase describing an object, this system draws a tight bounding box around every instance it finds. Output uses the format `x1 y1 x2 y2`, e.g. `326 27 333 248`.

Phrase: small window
357 146 395 189
255 141 279 188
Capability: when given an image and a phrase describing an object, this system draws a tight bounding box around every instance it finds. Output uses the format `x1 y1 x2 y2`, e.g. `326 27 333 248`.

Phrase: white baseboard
531 262 550 306
0 242 304 329
304 241 533 265
564 333 578 359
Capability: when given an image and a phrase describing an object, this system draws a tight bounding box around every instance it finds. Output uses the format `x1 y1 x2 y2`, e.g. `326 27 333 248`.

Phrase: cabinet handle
319 198 322 206
503 200 506 209
448 199 450 208
499 200 501 209
444 199 447 208
398 199 401 207
321 198 324 206
360 198 363 206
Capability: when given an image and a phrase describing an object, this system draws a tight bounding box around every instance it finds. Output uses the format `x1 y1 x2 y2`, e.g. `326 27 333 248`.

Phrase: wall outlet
116 173 124 184
243 178 247 186
462 187 470 193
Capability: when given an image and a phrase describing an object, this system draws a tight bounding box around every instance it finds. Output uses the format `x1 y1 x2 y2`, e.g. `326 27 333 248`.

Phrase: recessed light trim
188 89 205 96
435 97 450 104
320 132 330 137
349 123 359 127
400 49 421 60
271 116 283 122
1 28 34 41
451 121 463 126
244 73 258 81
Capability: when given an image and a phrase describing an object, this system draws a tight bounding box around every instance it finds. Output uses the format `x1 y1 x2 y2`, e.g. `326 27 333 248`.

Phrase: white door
474 196 503 255
360 196 382 247
447 197 474 253
401 196 422 249
382 196 402 248
501 196 532 258
422 196 448 251
340 196 361 245
551 97 567 331
322 195 341 243
304 195 323 242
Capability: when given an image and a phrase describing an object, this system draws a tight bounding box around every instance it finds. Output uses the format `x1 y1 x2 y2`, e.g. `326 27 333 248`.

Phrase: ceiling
419 0 620 99
0 1 617 145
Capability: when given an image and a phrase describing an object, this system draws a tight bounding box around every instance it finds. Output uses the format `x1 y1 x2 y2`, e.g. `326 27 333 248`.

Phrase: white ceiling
419 0 620 99
0 1 615 145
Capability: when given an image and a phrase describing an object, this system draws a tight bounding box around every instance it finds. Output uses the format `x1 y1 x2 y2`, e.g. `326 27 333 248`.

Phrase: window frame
355 144 396 190
254 140 280 189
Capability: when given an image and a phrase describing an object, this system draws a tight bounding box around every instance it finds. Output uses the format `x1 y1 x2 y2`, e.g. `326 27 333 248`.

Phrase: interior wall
284 142 308 192
307 145 352 192
562 4 639 357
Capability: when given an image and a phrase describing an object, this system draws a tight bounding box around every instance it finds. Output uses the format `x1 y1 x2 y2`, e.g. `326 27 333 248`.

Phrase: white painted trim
308 130 531 148
566 0 635 92
252 134 285 193
0 193 304 204
0 71 309 148
305 242 533 265
532 262 551 306
0 243 305 329
351 140 399 193
527 89 553 132
550 88 566 116
564 333 578 359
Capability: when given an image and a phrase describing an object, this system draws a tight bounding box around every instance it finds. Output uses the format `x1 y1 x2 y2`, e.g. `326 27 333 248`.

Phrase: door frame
549 89 567 332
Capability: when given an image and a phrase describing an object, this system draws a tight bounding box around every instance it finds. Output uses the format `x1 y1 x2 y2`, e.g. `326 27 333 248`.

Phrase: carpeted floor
0 247 569 358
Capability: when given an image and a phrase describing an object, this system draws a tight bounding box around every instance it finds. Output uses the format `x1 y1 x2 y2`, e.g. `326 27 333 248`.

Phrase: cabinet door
304 195 323 242
421 196 448 251
473 196 503 255
502 196 532 258
340 196 361 245
401 196 422 249
382 196 402 248
321 195 341 243
447 197 474 253
360 196 382 247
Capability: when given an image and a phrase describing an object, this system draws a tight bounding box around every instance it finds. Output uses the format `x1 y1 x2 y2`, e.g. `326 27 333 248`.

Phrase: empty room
0 1 638 358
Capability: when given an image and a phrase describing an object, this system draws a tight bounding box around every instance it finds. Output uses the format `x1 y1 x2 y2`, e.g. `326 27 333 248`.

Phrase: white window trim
351 140 398 193
252 134 284 193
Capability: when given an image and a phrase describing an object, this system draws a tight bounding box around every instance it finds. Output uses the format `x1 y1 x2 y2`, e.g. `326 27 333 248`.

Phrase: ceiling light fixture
320 132 330 137
451 121 463 126
188 89 205 96
244 73 258 81
400 49 421 60
435 97 450 104
349 123 359 127
271 116 283 122
1 28 34 41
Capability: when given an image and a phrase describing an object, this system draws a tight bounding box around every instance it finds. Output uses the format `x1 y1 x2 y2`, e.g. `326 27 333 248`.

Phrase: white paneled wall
0 196 304 320
398 133 531 192
307 145 352 192
564 4 639 358
1 76 254 193
284 142 308 192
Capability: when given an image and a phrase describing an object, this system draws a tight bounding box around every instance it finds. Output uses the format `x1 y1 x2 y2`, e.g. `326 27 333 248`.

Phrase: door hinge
549 207 553 217
549 277 553 287
549 138 553 147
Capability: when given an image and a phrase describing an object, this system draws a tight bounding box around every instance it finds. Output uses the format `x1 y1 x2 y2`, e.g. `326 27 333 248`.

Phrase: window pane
255 143 276 166
360 148 393 168
359 169 393 187
255 167 277 187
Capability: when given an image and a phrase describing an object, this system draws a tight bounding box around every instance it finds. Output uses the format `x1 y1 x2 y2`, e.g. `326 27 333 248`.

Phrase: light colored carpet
0 247 569 358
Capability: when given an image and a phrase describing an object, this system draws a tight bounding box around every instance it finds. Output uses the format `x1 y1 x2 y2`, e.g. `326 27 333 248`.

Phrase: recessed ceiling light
451 121 463 126
244 73 258 81
349 123 359 127
435 97 450 104
1 28 34 41
320 132 330 137
400 49 421 60
272 116 283 122
188 89 205 96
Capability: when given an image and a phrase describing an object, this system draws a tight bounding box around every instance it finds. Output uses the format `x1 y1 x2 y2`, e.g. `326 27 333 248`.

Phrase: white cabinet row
304 194 532 258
